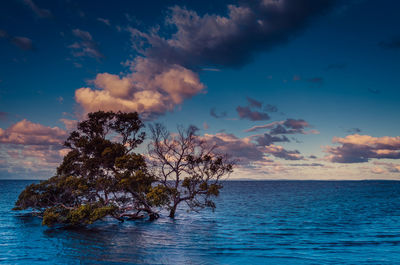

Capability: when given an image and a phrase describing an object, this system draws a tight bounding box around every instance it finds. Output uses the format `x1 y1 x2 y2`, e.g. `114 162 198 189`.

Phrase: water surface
1 180 400 264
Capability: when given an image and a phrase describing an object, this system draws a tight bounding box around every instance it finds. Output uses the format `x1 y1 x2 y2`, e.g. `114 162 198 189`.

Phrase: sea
1 180 400 264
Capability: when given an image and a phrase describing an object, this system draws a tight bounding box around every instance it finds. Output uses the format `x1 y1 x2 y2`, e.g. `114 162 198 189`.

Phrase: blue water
2 180 400 264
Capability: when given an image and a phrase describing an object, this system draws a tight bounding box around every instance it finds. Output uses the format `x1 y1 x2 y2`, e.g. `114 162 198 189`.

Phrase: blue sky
0 0 399 179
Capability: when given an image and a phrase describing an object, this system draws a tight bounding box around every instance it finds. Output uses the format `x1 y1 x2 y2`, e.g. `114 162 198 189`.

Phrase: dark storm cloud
129 0 338 69
210 108 227 119
236 106 270 121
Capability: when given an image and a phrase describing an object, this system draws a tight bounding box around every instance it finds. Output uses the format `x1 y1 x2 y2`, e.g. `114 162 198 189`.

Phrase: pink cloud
325 134 400 163
0 119 67 146
75 57 205 119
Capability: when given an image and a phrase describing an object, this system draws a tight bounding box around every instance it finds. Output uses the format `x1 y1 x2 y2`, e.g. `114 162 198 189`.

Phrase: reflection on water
2 180 400 264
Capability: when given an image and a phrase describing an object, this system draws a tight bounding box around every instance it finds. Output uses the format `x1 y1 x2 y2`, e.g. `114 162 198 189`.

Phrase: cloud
245 118 317 134
306 77 323 86
0 112 8 121
69 29 104 59
97 18 111 26
379 36 400 50
264 104 278 112
325 134 400 163
0 119 67 146
210 108 227 119
253 133 289 146
73 0 338 118
0 30 34 51
75 57 205 118
202 132 303 165
0 119 69 179
23 0 52 18
130 0 338 68
246 97 262 108
236 106 270 121
346 127 361 134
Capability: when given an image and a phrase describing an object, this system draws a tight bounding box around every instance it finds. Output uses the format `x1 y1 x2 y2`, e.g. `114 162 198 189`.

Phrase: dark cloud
264 104 278 112
23 0 53 18
254 133 289 146
309 155 317 159
267 147 303 160
69 29 104 59
246 96 262 108
11 37 34 51
236 106 270 121
306 77 323 86
326 135 400 163
379 36 400 50
325 63 346 70
97 18 111 26
0 30 34 51
130 0 338 69
270 119 311 135
0 112 8 121
245 118 314 134
210 108 227 119
346 128 361 134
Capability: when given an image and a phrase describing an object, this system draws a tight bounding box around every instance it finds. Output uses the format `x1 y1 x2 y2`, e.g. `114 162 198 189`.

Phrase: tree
13 111 163 226
148 124 234 218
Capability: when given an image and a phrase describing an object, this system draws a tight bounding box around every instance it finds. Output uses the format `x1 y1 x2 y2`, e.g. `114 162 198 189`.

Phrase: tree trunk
169 203 178 218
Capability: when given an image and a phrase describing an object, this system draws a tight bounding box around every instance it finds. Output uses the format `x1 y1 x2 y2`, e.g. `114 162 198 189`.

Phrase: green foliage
146 185 170 207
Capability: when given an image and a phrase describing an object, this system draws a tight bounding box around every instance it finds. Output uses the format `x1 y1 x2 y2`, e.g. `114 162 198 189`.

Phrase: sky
0 0 399 180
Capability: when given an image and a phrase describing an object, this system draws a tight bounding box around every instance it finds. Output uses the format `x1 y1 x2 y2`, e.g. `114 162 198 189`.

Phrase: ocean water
1 180 400 264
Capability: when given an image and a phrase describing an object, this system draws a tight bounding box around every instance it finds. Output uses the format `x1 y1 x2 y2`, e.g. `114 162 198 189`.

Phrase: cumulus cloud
72 0 337 118
0 119 69 179
69 29 104 59
325 134 400 163
0 119 67 145
75 57 205 118
23 0 52 18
